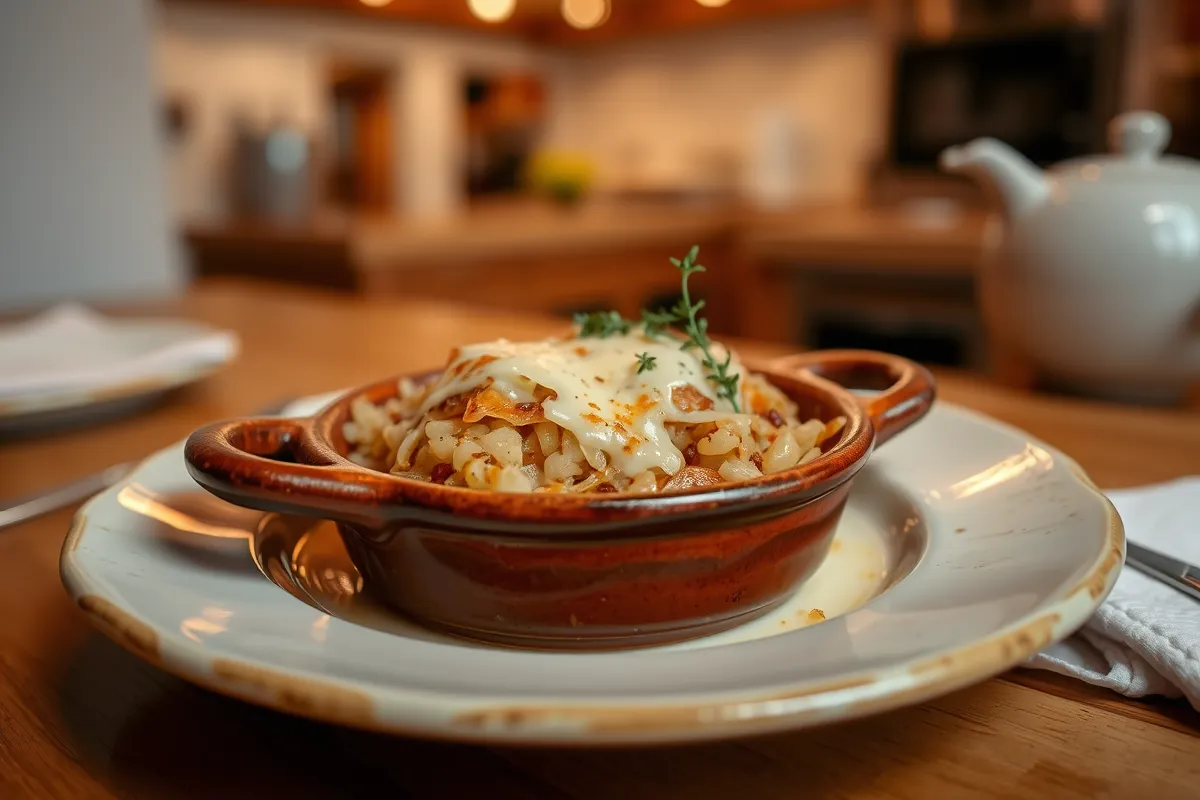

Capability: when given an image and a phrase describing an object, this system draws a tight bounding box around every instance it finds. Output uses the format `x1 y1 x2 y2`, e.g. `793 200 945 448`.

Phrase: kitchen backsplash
542 7 884 203
154 2 882 221
155 1 544 222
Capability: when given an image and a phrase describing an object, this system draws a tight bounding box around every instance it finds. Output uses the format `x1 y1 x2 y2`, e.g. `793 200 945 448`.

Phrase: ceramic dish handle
769 350 936 446
184 417 388 523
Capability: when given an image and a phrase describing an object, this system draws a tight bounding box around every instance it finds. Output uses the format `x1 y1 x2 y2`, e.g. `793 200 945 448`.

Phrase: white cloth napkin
0 303 238 399
1028 476 1200 709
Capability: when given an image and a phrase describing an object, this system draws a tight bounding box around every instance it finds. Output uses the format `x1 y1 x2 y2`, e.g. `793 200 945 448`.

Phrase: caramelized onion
671 384 715 413
662 466 722 492
463 387 546 425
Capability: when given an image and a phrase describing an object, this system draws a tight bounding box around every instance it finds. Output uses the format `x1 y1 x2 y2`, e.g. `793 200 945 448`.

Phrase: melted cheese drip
418 331 750 477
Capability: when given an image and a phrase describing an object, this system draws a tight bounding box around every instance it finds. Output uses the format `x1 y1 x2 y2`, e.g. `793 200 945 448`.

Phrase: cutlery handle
1125 541 1200 603
0 396 298 532
0 462 132 530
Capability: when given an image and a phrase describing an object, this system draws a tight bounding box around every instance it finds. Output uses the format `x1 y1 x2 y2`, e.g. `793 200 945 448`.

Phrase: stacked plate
0 304 237 436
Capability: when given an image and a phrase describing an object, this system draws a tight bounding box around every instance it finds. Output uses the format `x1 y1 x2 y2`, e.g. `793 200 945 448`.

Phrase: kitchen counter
743 204 990 273
353 201 742 331
733 204 989 367
186 200 743 332
183 200 990 342
351 201 735 268
185 200 991 275
346 200 990 273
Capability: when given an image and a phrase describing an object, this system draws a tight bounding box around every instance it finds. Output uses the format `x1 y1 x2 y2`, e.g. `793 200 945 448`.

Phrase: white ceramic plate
0 314 237 438
60 395 1123 746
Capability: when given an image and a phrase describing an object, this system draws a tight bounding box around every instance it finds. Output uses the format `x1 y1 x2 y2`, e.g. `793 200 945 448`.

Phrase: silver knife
0 461 137 530
0 397 297 531
1125 541 1200 603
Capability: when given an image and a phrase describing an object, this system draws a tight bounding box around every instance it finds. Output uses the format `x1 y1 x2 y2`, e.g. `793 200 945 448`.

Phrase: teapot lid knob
1109 111 1171 161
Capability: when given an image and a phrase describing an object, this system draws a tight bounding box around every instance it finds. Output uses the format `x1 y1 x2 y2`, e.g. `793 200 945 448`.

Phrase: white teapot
941 111 1200 403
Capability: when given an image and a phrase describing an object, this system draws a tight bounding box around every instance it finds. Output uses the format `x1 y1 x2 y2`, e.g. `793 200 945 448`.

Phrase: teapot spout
941 138 1049 218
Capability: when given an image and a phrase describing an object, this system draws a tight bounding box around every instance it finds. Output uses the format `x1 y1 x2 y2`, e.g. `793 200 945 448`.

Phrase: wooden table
2 279 1199 799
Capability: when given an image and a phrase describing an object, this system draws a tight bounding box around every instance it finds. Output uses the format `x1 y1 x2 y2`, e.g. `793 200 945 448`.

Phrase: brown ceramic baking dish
184 349 934 650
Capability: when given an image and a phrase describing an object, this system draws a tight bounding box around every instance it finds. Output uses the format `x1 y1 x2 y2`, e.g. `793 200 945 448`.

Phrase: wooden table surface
2 279 1199 799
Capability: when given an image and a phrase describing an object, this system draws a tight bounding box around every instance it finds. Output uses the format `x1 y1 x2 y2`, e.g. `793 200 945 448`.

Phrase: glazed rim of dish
183 350 936 527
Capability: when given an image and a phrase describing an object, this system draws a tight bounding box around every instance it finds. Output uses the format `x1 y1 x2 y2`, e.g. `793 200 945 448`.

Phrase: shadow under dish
249 467 927 653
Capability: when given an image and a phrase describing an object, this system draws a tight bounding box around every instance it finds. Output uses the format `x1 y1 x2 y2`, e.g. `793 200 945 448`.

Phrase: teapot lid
1053 111 1200 184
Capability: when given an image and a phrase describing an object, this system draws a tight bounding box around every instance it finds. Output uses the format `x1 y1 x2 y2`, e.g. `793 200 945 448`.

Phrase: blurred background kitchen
3 0 1198 386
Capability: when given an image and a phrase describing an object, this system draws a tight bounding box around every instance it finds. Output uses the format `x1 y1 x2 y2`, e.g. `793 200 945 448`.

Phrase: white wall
0 0 182 311
153 2 551 222
542 7 884 202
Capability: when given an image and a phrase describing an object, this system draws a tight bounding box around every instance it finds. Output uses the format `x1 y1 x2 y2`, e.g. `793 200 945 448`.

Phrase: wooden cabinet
167 0 864 44
351 209 740 333
533 0 863 46
734 206 989 370
185 223 356 291
183 205 741 334
358 239 738 332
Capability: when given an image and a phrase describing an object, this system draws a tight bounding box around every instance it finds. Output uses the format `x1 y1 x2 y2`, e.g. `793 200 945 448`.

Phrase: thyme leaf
574 309 631 338
635 352 657 374
645 246 740 411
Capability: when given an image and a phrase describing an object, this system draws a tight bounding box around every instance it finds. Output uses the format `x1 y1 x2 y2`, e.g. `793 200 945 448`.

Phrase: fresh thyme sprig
653 245 740 411
574 309 631 338
573 246 740 411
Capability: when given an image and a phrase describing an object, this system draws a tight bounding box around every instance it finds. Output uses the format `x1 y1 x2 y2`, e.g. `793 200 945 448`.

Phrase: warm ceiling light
468 0 517 23
696 0 732 7
562 0 609 29
359 0 393 6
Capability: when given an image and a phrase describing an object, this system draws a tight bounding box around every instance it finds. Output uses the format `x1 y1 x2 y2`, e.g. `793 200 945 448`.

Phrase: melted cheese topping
418 331 749 477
